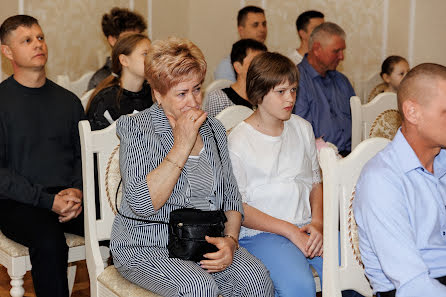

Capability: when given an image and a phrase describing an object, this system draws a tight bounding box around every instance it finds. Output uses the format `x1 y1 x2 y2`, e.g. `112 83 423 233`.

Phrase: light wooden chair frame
350 92 397 150
320 137 390 296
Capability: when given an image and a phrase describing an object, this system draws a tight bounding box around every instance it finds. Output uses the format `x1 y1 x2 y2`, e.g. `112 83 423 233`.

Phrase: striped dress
110 104 274 297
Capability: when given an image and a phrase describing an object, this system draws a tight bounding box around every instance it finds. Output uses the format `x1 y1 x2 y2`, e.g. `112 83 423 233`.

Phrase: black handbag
115 123 228 261
167 208 227 261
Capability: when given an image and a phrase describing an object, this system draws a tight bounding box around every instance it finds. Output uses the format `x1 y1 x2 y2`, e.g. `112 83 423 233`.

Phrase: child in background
368 56 410 102
381 55 410 93
86 33 152 130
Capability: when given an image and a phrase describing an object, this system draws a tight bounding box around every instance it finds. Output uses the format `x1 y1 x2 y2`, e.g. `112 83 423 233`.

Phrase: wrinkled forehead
320 34 345 49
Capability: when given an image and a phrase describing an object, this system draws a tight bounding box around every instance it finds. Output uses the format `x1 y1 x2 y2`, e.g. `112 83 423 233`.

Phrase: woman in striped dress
110 37 274 297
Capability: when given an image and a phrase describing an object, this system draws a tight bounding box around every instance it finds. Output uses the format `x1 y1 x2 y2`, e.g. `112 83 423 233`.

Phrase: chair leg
67 264 77 296
9 274 25 297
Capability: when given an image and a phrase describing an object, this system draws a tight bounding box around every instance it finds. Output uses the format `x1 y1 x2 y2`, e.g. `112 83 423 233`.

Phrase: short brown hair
0 15 39 44
145 37 206 96
398 63 446 120
246 52 299 106
237 6 265 27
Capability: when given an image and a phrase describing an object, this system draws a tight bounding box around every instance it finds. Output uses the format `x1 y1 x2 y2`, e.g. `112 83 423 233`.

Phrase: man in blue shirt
214 6 267 82
354 63 446 297
293 22 355 155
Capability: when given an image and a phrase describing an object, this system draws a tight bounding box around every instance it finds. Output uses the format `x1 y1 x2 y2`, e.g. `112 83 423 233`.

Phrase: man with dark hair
354 63 446 297
214 5 267 82
0 15 84 297
87 7 147 90
287 10 324 65
205 38 267 117
293 22 355 156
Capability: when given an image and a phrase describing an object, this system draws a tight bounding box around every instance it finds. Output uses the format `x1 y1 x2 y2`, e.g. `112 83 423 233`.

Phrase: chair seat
0 231 85 257
98 265 161 297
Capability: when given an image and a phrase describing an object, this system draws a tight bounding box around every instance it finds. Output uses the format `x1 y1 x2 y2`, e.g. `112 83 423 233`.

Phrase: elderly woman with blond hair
110 37 274 297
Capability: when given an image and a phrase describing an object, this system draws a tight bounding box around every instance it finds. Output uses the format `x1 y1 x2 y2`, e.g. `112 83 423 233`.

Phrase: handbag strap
115 119 224 224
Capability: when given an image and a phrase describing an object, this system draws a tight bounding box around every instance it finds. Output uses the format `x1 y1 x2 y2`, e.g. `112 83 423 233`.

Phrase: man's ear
298 29 306 41
233 61 243 75
312 41 322 56
1 44 13 61
402 99 419 125
107 35 118 47
237 25 245 38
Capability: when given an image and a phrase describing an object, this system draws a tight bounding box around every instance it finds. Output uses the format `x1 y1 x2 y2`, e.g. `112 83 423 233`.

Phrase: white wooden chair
359 73 383 104
80 88 95 111
0 230 85 297
79 120 161 297
202 79 233 109
215 105 253 132
320 137 390 297
350 92 397 150
57 71 95 98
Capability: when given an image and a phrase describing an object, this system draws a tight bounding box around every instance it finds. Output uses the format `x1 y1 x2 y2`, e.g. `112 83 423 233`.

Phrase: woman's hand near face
200 236 237 273
166 109 207 154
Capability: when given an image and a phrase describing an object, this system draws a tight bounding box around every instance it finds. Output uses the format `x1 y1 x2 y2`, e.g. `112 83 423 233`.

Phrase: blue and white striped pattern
184 149 215 210
117 247 274 296
110 105 272 296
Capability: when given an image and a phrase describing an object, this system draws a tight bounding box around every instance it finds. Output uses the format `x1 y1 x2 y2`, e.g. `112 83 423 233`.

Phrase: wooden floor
0 260 90 297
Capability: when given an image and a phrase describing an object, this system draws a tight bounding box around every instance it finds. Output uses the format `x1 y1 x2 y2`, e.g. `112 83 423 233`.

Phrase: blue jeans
240 232 323 297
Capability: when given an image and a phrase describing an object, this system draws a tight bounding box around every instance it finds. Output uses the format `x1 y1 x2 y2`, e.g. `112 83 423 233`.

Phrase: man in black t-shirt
0 15 85 297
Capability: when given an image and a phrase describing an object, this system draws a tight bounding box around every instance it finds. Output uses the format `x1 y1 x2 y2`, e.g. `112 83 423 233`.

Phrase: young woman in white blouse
228 52 323 297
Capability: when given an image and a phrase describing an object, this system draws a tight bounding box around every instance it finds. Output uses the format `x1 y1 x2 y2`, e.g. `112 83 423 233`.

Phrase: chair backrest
350 92 397 150
215 105 253 131
79 120 120 279
80 88 95 111
320 137 390 297
368 109 401 140
202 79 233 109
367 82 387 103
57 71 95 98
360 72 383 104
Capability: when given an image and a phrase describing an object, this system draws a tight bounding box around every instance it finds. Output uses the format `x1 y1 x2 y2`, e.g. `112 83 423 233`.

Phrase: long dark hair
86 33 150 112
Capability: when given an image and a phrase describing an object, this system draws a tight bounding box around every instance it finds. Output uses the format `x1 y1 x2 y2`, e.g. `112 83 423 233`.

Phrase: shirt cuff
38 192 55 210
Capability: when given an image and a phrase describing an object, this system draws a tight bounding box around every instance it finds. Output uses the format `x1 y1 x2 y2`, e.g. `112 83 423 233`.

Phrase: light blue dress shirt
354 129 446 296
214 55 236 82
293 55 355 153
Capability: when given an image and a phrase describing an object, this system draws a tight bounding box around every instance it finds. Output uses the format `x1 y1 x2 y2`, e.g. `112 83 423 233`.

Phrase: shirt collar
393 129 446 178
300 54 336 80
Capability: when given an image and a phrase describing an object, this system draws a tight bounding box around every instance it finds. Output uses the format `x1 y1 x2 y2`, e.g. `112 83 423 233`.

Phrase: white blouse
228 115 321 238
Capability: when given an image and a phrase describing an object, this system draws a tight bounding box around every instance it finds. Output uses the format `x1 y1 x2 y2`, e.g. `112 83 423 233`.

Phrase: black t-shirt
0 76 85 209
87 82 153 131
222 87 253 109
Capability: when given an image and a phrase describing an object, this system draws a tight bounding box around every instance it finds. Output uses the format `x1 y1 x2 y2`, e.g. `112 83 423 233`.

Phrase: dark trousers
0 199 84 297
377 276 446 297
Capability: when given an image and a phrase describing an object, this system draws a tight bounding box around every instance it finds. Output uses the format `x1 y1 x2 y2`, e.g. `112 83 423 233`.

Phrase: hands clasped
52 188 83 223
289 222 323 258
199 235 237 273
